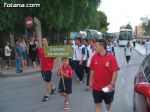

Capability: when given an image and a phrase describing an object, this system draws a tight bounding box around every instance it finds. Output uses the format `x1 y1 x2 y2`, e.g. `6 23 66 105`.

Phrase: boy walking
85 38 96 91
58 57 73 110
89 39 119 112
74 38 86 83
38 38 56 102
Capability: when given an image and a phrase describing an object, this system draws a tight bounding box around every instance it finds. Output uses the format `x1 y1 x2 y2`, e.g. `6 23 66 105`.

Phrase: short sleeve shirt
90 52 120 91
38 47 54 71
61 66 73 78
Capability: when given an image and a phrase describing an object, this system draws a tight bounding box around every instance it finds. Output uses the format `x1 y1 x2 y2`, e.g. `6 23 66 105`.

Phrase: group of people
4 36 40 73
38 37 120 112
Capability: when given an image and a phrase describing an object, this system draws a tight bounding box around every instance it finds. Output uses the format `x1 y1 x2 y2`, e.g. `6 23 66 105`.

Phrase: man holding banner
38 38 56 102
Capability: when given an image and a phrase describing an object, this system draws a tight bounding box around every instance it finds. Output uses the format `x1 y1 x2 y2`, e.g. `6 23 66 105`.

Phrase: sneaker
79 81 83 84
42 96 49 102
17 70 23 73
64 102 69 110
51 87 57 94
106 111 110 112
85 87 90 91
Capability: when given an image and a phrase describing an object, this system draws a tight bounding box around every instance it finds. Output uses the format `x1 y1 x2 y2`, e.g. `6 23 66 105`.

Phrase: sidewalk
134 43 146 57
0 59 60 78
0 66 40 77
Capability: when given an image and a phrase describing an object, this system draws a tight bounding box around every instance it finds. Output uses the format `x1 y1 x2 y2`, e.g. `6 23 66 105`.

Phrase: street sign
44 46 73 58
25 16 33 28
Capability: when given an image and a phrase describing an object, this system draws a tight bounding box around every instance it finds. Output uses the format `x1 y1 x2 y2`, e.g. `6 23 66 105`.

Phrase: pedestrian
124 42 132 64
28 37 37 68
38 38 56 102
35 36 40 65
20 38 28 69
144 40 150 56
106 37 115 55
68 39 76 69
82 38 90 77
58 57 73 110
14 39 23 73
89 39 119 112
85 38 96 91
74 37 86 84
4 41 12 69
133 38 136 48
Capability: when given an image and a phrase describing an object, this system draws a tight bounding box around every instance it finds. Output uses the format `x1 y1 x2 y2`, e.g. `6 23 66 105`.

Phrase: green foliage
141 17 150 35
126 24 133 30
0 0 108 38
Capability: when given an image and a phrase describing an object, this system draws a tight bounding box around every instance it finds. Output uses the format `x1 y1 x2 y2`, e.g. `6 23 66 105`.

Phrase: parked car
133 54 150 112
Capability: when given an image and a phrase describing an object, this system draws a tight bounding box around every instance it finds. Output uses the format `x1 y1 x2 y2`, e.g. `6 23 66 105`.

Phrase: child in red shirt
38 38 56 102
58 57 73 110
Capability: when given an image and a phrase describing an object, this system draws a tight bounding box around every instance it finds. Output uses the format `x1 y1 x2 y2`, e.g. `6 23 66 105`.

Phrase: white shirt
133 39 136 42
75 45 86 61
87 46 95 67
125 46 132 56
107 44 114 53
144 42 150 50
5 46 11 56
72 44 77 60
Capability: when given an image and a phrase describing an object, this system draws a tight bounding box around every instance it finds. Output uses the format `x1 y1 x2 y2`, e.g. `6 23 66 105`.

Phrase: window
119 31 132 40
142 55 150 82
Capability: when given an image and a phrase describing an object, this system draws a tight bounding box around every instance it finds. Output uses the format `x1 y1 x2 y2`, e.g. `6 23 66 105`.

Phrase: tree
141 17 150 35
126 24 133 30
0 0 108 44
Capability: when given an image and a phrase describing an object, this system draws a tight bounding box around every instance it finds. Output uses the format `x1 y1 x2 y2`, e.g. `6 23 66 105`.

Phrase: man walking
89 39 119 112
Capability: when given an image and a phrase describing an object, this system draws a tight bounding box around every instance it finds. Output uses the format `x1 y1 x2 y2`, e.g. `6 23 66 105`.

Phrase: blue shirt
15 44 23 57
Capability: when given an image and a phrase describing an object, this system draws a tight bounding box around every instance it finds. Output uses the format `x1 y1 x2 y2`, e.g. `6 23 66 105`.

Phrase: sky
98 0 150 32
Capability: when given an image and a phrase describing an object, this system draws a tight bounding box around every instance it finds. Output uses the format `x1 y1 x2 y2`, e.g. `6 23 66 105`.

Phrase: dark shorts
92 89 115 104
58 78 72 94
41 71 52 82
126 56 131 62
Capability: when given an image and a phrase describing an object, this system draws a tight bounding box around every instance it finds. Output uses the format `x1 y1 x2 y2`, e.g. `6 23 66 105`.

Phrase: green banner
44 45 73 58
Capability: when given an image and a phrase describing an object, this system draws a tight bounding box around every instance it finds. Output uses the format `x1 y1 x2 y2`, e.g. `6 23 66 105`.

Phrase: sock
106 111 110 112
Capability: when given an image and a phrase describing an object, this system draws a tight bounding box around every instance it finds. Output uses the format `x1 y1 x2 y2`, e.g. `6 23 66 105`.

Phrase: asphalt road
0 47 144 112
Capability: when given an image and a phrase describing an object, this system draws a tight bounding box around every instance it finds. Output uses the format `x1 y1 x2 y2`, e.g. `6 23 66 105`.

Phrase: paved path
134 44 146 56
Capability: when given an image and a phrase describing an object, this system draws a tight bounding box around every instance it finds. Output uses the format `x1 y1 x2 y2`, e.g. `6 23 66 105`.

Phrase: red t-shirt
90 52 120 91
61 65 73 78
38 47 54 71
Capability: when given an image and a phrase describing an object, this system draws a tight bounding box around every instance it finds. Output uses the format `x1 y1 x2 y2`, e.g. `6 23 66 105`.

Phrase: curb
0 70 40 78
133 48 145 57
0 59 60 78
0 65 59 78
